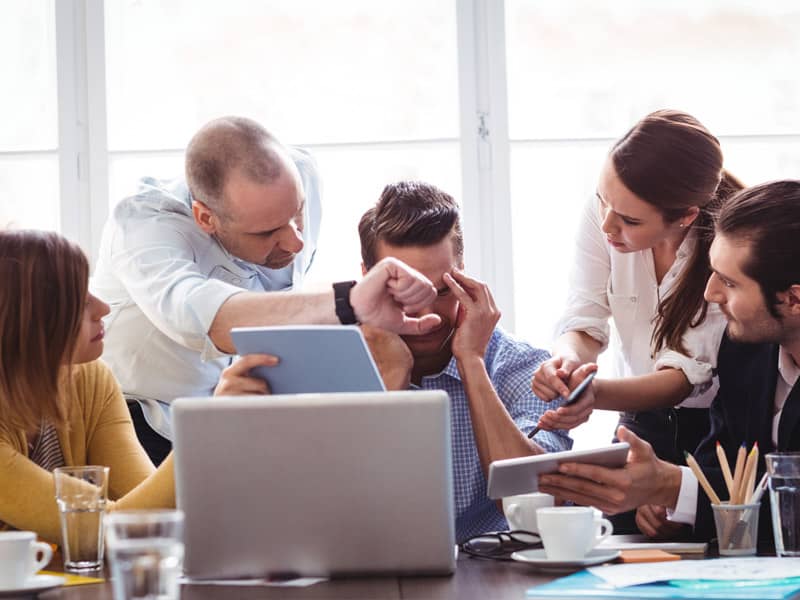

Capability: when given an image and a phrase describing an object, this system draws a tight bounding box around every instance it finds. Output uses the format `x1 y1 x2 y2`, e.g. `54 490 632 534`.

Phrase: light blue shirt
91 148 321 439
415 328 572 542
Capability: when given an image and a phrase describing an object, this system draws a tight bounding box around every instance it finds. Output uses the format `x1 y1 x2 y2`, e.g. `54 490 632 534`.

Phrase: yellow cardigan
0 360 175 543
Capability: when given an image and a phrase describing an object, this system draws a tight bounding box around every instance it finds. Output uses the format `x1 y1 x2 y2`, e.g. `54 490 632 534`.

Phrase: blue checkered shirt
414 328 572 542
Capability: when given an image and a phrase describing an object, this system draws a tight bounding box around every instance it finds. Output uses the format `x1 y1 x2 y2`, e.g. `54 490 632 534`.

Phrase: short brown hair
716 180 800 318
612 110 745 354
0 230 88 431
359 181 463 269
185 116 284 213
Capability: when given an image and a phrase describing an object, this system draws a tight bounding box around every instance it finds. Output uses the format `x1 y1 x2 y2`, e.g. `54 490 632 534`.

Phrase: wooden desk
41 556 556 599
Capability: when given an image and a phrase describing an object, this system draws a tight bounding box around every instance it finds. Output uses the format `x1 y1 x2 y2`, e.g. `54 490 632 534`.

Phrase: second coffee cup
502 492 554 533
536 506 613 561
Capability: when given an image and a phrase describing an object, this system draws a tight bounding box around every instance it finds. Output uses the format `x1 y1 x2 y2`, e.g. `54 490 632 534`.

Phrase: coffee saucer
0 574 66 598
510 548 621 571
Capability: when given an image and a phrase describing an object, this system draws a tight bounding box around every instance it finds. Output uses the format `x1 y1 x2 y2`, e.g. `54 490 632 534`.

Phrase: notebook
172 391 456 579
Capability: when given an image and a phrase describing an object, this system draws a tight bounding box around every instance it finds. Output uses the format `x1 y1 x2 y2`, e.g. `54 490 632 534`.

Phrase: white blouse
555 197 727 409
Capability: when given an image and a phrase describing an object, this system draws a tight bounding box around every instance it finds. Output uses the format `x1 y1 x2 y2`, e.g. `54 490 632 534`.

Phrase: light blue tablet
230 325 386 394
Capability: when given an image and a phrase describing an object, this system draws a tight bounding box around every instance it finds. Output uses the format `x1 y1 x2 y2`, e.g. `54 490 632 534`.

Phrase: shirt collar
417 355 461 384
778 346 800 389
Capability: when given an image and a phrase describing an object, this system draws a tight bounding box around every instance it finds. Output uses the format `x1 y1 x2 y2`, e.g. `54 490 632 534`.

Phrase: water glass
766 452 800 557
105 510 185 600
54 466 109 572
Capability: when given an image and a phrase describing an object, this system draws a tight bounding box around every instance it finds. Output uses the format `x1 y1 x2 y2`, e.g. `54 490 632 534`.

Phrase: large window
104 0 461 282
506 0 800 445
3 1 800 447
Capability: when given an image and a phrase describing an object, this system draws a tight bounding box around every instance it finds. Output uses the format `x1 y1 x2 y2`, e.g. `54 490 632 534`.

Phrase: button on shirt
91 148 321 439
414 328 573 542
557 197 727 408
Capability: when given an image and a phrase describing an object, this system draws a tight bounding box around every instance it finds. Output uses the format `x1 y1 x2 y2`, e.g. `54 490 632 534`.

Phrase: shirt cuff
654 349 712 385
667 466 698 526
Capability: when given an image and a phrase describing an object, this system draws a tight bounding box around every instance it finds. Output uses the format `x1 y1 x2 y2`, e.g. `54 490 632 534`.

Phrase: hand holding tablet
487 443 630 499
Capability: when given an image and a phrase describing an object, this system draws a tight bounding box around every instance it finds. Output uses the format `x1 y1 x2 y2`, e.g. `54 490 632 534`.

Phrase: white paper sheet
179 576 328 588
588 557 800 588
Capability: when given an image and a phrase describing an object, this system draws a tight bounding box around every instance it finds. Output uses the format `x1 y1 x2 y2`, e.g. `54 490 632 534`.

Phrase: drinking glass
766 452 800 557
711 502 760 556
54 466 109 572
105 510 185 600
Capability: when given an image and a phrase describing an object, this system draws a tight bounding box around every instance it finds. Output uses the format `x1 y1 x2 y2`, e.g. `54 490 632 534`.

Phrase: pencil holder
711 502 760 556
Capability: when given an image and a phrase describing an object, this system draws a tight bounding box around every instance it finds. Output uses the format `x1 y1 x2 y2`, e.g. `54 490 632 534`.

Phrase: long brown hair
610 110 745 355
0 230 88 432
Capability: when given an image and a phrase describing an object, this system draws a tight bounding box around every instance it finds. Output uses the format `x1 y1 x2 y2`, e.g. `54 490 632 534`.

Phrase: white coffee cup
0 531 53 588
502 492 554 533
536 506 613 561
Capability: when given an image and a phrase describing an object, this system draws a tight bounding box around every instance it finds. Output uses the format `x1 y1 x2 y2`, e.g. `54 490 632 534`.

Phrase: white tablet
230 325 386 394
487 443 630 499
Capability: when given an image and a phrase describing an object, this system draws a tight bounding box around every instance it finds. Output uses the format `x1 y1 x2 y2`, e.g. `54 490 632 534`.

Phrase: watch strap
333 280 358 324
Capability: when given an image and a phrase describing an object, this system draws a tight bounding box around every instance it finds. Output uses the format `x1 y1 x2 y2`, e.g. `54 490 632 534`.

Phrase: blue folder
527 571 800 599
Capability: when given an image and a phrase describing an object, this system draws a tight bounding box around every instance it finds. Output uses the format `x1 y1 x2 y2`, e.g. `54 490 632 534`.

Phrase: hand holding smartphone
528 371 597 438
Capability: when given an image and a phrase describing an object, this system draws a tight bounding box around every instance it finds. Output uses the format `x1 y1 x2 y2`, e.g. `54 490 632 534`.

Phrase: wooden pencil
744 442 759 503
737 442 759 505
685 451 722 505
730 443 747 504
716 441 734 499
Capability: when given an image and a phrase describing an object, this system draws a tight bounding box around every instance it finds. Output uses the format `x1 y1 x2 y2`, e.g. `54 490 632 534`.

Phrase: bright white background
2 0 800 447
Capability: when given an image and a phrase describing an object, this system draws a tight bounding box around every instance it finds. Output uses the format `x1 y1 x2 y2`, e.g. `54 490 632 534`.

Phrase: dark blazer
692 334 800 543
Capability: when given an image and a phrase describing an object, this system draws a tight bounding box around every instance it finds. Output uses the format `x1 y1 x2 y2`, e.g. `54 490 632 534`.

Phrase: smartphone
563 370 597 407
528 370 596 439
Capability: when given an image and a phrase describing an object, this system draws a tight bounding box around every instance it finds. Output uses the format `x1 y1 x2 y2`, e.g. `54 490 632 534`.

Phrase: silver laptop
172 391 455 579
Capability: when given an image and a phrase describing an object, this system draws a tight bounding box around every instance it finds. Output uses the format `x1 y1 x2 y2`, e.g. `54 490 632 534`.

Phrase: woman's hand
214 354 277 396
535 363 598 431
532 354 582 401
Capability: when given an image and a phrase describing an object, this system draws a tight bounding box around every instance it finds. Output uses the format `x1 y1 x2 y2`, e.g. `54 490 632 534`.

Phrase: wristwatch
333 280 358 324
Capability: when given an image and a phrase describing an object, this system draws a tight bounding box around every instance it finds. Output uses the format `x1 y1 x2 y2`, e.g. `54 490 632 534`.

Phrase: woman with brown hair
0 229 270 543
530 110 744 535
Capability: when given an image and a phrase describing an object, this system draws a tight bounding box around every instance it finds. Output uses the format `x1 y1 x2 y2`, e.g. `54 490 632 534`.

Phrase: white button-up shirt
91 148 321 439
556 197 727 408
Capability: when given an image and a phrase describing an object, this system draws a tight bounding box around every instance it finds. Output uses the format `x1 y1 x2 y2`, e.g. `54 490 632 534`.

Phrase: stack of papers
527 557 800 599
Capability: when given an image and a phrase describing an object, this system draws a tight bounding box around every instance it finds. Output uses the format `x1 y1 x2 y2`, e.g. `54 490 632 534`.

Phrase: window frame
54 0 518 328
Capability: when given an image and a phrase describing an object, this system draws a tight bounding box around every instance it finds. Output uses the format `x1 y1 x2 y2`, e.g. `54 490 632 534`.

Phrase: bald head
185 116 293 213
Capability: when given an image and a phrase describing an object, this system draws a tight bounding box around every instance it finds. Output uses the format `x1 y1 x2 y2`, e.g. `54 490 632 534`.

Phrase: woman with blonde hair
0 229 270 542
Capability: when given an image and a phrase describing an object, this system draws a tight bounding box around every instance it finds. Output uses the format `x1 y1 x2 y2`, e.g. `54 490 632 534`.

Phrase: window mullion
55 0 86 246
456 0 515 331
55 0 108 265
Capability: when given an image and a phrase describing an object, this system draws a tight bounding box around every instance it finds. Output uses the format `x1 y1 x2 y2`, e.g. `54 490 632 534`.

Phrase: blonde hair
0 230 88 431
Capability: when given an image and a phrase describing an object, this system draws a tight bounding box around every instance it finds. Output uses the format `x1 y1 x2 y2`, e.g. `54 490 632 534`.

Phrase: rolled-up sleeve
109 208 242 354
555 197 612 348
654 306 727 391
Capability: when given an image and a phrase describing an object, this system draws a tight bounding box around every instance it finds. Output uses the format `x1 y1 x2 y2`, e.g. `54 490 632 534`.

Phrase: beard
263 251 296 269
